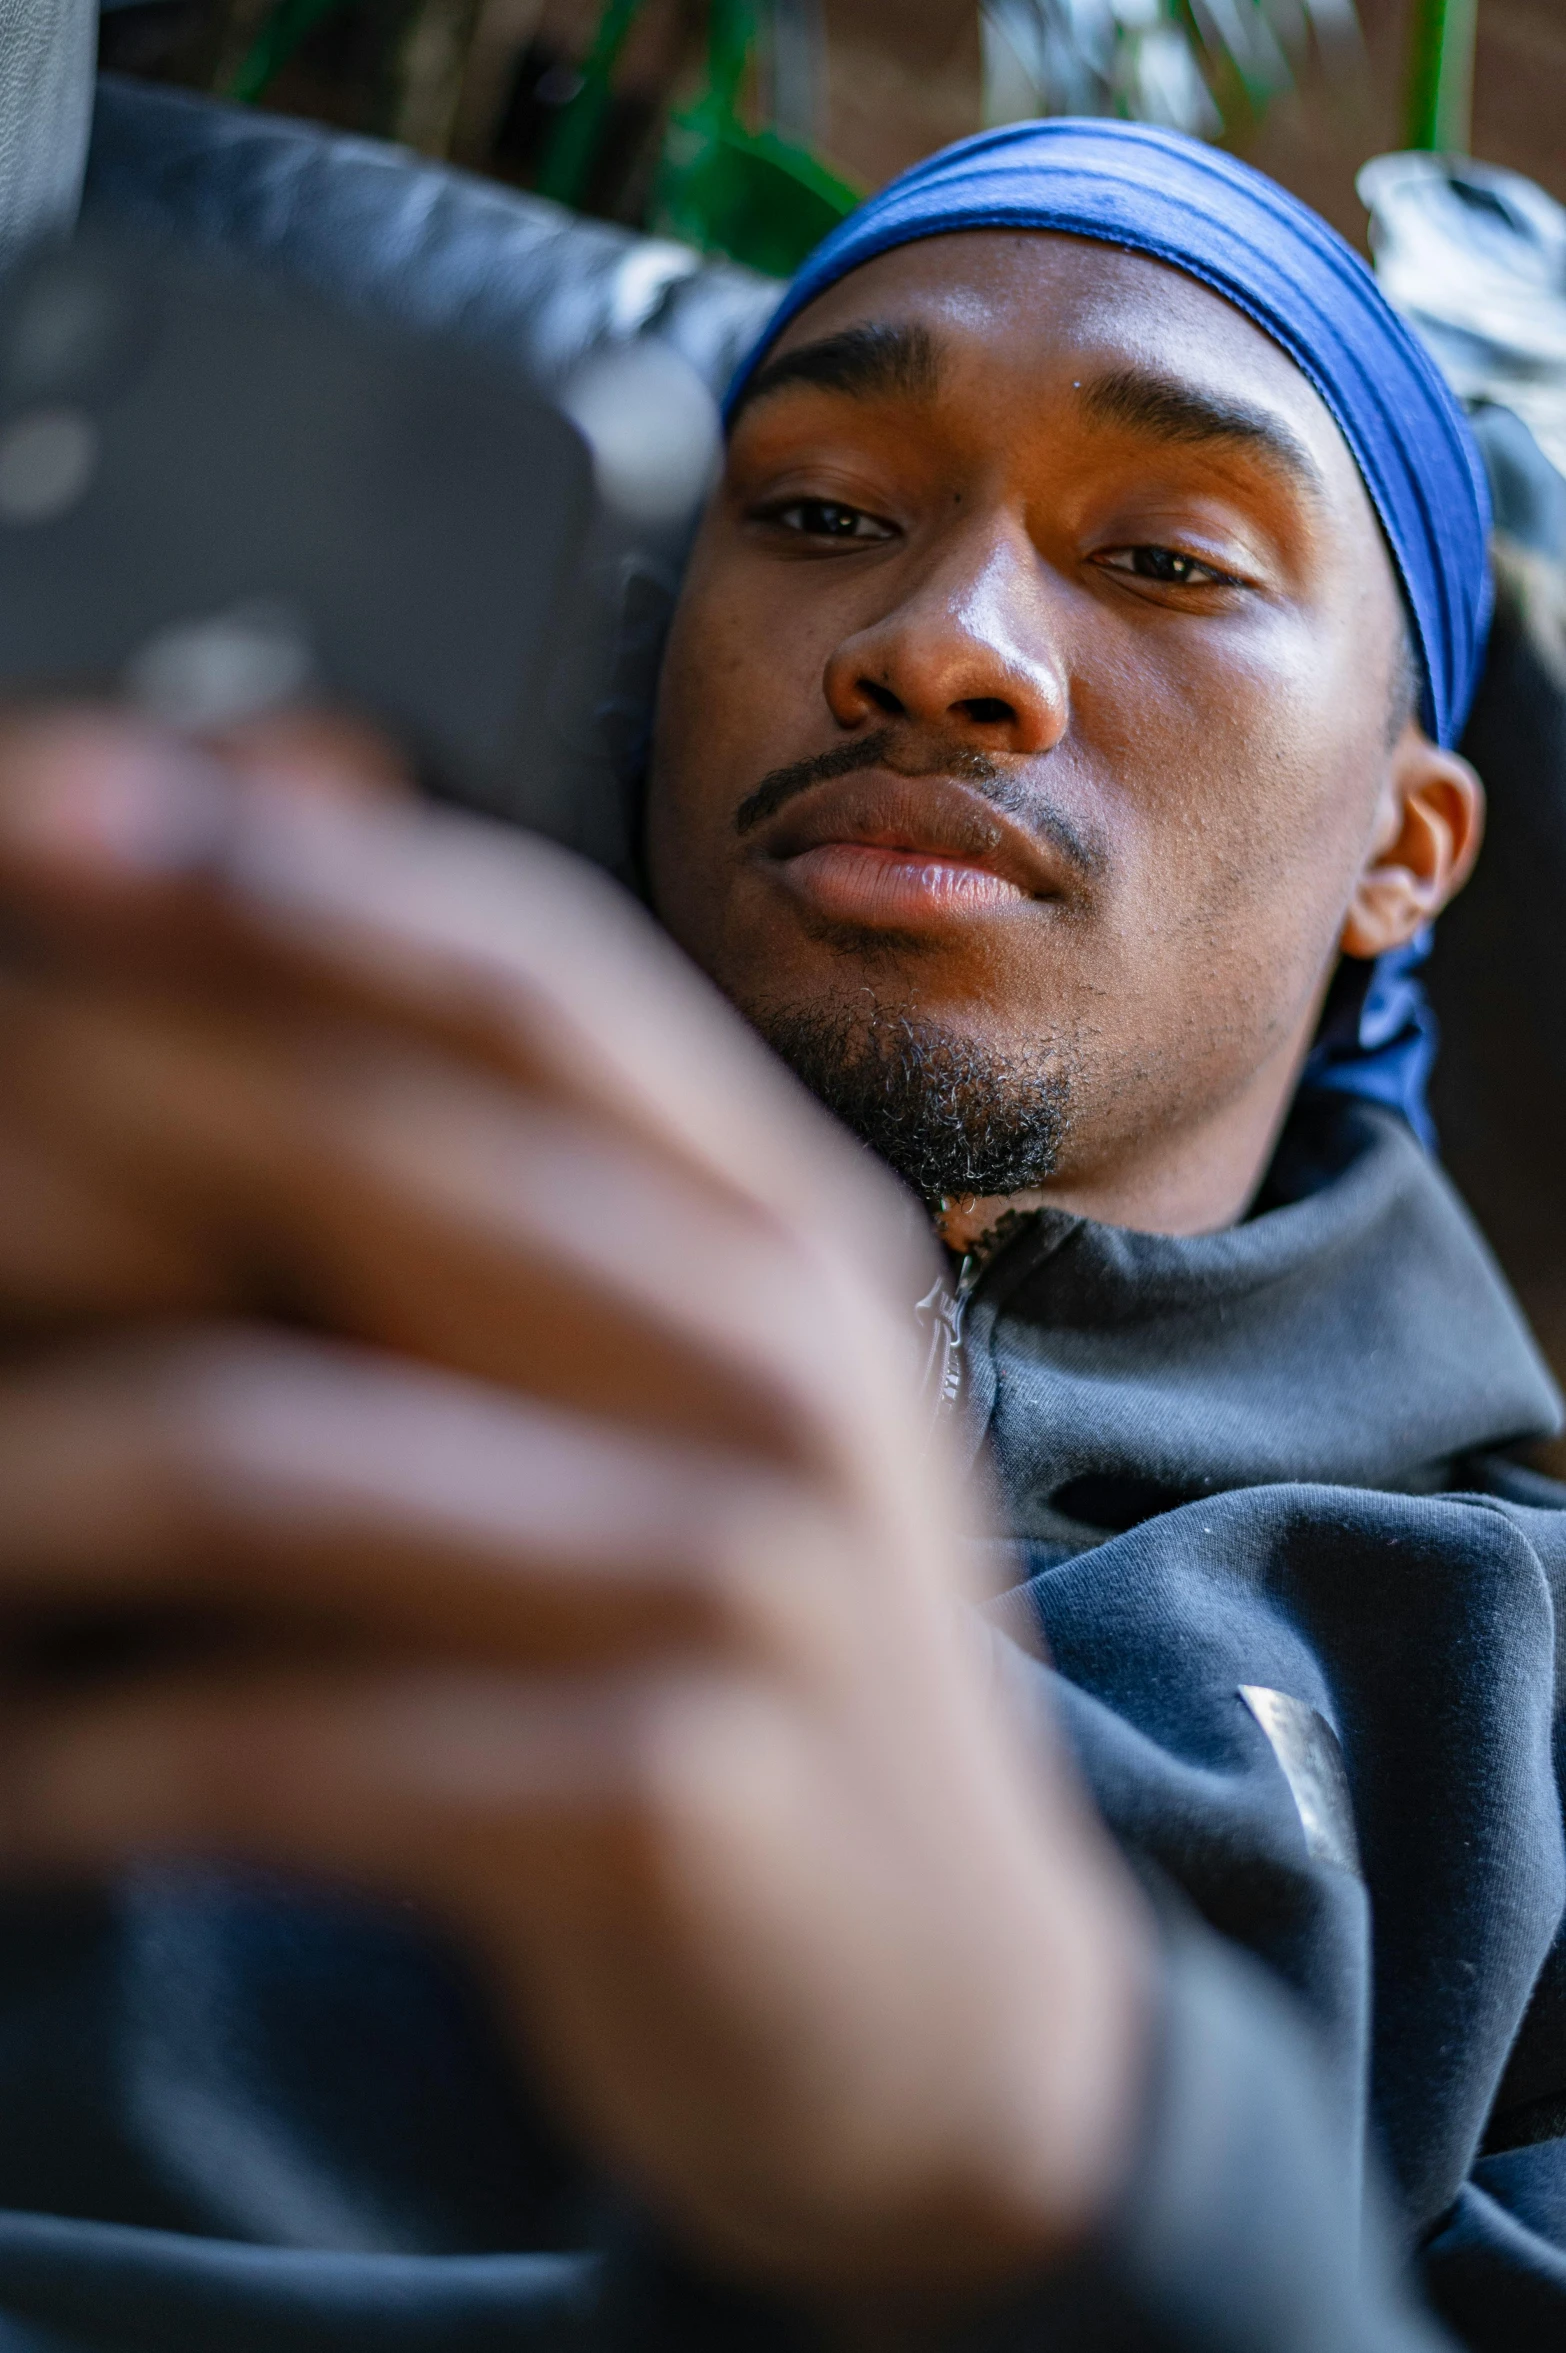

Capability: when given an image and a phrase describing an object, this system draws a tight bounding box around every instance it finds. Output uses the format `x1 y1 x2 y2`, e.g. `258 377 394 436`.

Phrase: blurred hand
0 712 1148 2316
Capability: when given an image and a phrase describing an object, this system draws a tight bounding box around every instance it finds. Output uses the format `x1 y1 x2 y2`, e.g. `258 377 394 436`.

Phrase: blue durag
727 119 1494 1147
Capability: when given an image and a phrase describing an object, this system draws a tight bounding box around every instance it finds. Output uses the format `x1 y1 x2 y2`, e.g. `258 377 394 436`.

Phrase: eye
758 498 896 543
1098 545 1241 587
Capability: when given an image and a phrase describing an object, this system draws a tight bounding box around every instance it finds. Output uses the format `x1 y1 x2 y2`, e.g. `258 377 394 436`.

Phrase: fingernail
0 728 228 876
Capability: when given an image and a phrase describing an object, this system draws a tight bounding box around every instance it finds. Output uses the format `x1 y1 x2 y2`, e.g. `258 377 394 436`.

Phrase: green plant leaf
653 101 860 276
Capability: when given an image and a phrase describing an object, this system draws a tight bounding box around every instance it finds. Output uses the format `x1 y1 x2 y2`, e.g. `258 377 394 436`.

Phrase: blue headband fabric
728 118 1494 1146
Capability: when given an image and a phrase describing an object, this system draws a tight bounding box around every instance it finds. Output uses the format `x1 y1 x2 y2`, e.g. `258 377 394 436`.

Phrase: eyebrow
728 321 943 426
1079 367 1327 503
729 328 1329 507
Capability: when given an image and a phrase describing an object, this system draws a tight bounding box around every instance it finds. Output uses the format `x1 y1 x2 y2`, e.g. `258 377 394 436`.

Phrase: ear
1339 722 1486 960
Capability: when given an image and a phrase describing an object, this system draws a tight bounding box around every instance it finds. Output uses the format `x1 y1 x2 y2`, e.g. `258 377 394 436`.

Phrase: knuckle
607 1670 791 1885
0 1329 259 1574
676 1480 862 1665
93 1326 335 1559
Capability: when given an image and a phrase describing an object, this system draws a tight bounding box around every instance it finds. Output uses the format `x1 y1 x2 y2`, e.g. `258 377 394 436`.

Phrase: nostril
860 679 905 717
959 697 1015 726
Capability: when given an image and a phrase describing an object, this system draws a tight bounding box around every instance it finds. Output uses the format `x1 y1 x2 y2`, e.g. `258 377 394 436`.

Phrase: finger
198 709 416 804
0 714 410 1006
0 1661 744 1903
0 1656 828 2169
0 715 927 1300
0 1648 1136 2259
0 1326 864 1669
0 1122 235 1323
0 979 901 1465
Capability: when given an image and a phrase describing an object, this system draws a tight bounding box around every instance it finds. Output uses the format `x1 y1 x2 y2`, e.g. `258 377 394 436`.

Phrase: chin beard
753 1001 1073 1203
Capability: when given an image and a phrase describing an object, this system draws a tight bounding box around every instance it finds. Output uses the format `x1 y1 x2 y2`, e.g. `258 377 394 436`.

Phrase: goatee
754 1001 1073 1203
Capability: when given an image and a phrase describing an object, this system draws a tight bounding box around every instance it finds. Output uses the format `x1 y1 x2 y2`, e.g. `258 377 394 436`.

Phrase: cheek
643 585 753 939
1076 630 1386 1067
645 555 835 939
1117 622 1383 933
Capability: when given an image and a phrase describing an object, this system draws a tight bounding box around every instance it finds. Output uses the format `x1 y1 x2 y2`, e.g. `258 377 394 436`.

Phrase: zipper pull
915 1250 980 1417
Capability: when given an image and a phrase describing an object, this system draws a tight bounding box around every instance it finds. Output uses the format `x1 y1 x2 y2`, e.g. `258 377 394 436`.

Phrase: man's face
644 232 1418 1219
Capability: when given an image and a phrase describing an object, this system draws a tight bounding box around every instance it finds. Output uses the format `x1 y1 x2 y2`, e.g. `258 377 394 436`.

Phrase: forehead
758 228 1367 503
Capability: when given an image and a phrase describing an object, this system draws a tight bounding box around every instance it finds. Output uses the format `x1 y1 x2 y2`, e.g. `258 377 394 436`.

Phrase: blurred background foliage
96 0 1564 273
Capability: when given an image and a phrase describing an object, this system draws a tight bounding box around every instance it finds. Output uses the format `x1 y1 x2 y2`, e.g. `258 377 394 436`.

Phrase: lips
752 772 1067 930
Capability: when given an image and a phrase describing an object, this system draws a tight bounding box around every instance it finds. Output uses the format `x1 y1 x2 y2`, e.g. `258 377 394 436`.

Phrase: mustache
732 725 1105 879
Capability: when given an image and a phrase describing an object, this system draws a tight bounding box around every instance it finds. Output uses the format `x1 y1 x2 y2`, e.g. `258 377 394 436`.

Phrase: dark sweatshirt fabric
0 1094 1557 2350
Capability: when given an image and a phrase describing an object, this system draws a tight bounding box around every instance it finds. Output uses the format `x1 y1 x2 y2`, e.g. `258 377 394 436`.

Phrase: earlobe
1339 726 1486 960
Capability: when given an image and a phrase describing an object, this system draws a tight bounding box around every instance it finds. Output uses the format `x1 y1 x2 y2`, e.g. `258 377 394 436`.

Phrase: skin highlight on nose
824 527 1071 759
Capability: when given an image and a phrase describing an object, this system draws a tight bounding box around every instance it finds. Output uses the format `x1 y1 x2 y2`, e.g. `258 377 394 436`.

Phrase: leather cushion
82 75 780 400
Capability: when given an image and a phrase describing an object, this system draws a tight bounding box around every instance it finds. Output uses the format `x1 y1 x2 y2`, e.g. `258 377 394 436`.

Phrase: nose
821 516 1069 756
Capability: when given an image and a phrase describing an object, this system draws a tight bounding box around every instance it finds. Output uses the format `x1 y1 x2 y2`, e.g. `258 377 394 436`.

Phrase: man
0 116 1550 2352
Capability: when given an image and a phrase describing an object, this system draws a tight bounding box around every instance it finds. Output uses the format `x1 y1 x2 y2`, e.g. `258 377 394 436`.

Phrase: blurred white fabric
1361 150 1566 483
0 0 95 259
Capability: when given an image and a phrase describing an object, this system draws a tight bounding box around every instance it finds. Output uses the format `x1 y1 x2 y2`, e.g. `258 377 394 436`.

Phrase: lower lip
773 842 1030 927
